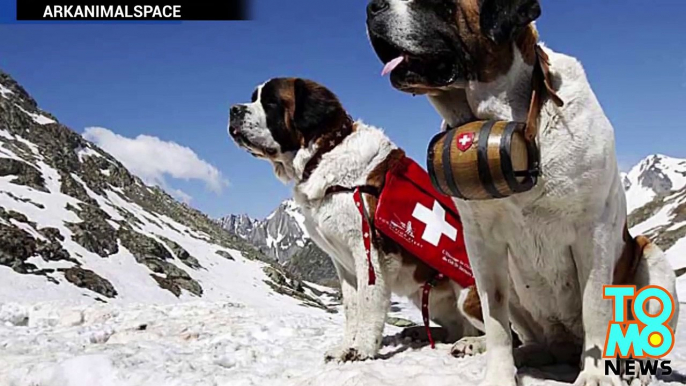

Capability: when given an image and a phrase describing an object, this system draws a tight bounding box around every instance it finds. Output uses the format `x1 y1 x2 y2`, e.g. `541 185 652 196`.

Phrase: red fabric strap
353 187 376 286
421 273 444 349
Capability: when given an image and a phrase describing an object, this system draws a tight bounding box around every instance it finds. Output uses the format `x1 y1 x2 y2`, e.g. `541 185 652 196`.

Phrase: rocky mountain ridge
219 200 337 285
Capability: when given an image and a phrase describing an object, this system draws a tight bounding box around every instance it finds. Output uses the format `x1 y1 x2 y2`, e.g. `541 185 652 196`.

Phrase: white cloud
170 188 193 204
82 127 228 201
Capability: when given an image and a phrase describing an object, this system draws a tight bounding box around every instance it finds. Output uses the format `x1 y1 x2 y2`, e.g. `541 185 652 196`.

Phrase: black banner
16 0 250 21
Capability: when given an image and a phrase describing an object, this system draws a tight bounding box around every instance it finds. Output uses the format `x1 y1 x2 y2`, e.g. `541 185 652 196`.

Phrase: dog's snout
367 0 390 18
229 105 247 137
230 105 247 121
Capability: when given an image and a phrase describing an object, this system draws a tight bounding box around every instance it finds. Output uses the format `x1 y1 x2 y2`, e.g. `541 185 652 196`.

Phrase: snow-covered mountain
624 154 686 214
220 200 308 263
626 155 686 276
219 200 338 285
0 69 333 311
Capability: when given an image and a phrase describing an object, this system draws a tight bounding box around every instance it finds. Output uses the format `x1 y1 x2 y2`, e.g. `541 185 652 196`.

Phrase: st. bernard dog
366 0 679 385
228 77 481 362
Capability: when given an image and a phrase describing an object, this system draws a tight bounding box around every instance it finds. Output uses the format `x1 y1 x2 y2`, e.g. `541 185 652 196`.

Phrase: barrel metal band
499 122 523 193
477 121 504 199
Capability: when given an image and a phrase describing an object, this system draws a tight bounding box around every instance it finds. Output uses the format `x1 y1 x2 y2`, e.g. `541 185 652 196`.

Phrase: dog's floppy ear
480 0 541 45
292 78 344 144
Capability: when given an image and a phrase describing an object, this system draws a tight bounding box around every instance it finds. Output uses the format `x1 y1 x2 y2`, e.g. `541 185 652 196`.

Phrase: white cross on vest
411 200 457 247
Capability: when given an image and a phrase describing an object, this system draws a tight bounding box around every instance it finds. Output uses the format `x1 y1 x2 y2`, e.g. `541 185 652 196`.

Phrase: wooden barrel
427 121 540 200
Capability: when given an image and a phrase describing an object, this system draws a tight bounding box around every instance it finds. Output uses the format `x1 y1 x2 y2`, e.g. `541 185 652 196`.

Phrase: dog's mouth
370 33 462 93
230 127 278 158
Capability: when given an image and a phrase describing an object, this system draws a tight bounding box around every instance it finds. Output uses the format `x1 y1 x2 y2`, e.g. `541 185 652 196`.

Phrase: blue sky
1 0 685 219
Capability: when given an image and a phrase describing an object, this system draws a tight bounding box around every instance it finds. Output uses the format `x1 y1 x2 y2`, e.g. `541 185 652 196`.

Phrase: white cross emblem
411 200 457 247
458 134 471 147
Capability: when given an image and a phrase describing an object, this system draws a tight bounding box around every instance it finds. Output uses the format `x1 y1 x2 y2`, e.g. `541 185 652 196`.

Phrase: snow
631 204 674 236
0 84 13 99
667 237 686 271
76 146 105 163
284 199 310 238
14 104 56 125
0 296 684 386
625 155 686 214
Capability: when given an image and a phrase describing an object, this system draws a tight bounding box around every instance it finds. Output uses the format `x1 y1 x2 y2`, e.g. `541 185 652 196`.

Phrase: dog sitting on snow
228 77 483 362
366 0 680 384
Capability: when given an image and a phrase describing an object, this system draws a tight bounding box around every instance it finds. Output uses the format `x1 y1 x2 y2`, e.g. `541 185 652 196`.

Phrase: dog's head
228 78 348 182
366 0 541 93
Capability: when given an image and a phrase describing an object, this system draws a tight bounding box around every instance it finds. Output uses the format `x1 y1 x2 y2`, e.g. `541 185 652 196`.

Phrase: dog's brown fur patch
455 0 539 82
613 223 646 285
461 285 484 323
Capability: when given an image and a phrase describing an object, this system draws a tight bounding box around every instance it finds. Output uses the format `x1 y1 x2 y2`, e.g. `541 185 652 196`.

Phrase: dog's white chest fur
449 46 626 345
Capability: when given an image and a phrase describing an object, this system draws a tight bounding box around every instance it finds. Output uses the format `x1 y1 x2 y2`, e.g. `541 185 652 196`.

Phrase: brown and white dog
228 78 482 362
366 0 679 385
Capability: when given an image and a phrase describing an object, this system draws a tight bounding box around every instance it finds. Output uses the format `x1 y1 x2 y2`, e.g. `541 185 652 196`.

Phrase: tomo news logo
603 285 675 376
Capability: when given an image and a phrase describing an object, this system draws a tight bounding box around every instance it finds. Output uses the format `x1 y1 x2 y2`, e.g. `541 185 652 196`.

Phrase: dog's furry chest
459 196 586 341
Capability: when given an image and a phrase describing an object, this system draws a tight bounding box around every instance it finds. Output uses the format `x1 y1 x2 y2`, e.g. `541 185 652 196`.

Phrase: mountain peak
624 154 686 214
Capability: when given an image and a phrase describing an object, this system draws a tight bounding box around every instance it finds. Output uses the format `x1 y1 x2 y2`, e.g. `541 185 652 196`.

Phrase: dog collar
300 115 355 182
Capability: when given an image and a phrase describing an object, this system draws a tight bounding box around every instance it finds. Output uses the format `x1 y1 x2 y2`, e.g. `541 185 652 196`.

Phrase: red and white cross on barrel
456 132 474 152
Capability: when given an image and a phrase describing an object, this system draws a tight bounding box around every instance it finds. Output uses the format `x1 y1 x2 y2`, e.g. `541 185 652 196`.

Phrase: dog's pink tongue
381 56 404 76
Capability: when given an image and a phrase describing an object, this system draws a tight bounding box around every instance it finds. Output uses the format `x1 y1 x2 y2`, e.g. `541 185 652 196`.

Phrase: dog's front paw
622 374 652 386
574 369 622 386
451 336 487 358
620 360 653 386
324 346 374 363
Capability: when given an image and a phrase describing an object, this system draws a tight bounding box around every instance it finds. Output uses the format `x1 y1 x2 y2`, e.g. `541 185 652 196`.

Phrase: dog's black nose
367 0 390 18
229 105 247 137
230 105 247 120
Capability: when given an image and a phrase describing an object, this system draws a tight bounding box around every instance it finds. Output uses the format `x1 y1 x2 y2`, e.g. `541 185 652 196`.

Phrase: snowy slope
626 155 686 272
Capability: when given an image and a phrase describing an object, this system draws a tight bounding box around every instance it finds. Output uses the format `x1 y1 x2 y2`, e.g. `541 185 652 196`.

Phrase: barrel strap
525 45 564 142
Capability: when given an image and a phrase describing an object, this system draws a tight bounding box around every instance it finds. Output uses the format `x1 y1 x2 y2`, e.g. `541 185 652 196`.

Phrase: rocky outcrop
63 267 117 298
0 222 37 272
117 227 202 297
215 250 235 261
65 204 119 257
285 240 337 287
159 236 202 269
0 158 47 192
